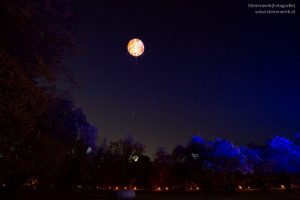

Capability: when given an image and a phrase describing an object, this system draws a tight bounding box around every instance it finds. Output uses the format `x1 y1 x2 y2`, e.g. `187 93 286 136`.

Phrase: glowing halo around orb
127 38 145 57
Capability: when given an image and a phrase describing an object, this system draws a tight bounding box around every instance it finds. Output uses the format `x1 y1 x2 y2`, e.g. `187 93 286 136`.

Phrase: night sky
66 0 300 156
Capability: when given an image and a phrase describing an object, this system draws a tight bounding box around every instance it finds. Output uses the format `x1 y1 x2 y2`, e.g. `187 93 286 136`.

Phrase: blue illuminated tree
265 136 300 174
237 136 300 192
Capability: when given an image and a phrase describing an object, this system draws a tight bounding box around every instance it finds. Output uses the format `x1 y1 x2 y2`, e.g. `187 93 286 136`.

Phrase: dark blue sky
66 0 300 156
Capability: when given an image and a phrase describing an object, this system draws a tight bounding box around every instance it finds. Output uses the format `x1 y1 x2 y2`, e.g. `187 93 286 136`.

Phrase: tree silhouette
0 0 95 190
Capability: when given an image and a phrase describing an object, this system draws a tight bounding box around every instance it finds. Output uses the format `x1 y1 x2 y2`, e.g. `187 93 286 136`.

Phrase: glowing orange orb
127 38 145 57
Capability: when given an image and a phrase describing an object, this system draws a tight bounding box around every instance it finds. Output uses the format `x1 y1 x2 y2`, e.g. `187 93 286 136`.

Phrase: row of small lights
238 185 286 190
3 183 286 191
93 186 138 190
92 186 202 191
155 186 200 191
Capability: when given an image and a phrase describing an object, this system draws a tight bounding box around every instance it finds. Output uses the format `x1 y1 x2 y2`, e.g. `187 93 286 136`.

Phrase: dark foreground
1 191 299 200
136 192 300 200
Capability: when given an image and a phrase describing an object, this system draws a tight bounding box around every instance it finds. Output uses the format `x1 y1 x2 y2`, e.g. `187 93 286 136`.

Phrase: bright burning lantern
127 38 145 57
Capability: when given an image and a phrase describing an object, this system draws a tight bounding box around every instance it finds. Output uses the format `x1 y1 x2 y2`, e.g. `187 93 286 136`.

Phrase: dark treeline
90 134 300 193
1 0 300 193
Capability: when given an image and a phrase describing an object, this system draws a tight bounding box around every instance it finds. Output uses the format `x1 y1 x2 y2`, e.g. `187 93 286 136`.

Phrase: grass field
1 191 299 200
135 192 300 200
